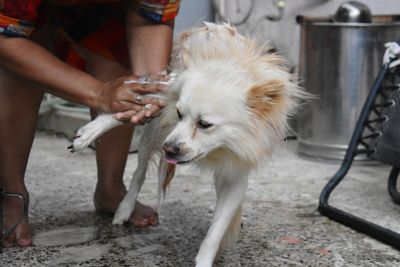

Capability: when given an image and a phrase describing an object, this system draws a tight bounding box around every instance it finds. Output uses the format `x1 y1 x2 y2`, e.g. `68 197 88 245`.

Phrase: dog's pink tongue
164 157 178 164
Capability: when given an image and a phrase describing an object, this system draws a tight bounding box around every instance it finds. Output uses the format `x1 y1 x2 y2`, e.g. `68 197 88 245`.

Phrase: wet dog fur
71 22 303 267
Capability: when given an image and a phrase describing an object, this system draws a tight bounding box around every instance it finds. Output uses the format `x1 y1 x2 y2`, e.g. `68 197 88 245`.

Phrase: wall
213 0 400 69
174 0 213 33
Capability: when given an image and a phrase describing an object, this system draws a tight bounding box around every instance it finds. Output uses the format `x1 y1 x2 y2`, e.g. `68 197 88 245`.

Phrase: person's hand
96 74 171 124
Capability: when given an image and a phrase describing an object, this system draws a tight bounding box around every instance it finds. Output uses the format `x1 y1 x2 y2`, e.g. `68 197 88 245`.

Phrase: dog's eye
177 109 182 120
198 119 213 129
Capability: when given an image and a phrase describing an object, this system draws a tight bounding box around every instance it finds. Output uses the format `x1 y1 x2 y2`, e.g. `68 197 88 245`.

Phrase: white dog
71 22 302 267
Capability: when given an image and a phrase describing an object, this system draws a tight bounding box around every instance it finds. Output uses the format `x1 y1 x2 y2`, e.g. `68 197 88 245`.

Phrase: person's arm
119 4 175 123
127 11 174 76
0 35 103 109
0 35 164 113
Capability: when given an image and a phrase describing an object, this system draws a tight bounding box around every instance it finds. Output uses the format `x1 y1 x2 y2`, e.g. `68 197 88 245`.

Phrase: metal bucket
297 15 400 160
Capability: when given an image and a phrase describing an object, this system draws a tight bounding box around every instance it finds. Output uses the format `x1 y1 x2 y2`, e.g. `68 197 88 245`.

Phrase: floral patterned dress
0 0 181 68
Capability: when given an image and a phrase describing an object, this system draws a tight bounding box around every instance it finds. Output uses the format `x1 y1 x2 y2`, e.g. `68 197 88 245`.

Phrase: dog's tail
156 159 176 210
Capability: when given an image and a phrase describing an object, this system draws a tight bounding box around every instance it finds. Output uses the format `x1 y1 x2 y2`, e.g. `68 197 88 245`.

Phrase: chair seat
370 86 400 168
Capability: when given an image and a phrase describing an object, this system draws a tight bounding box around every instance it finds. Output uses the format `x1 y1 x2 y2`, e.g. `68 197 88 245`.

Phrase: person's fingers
130 107 157 124
109 91 166 112
117 89 166 107
147 73 170 82
130 109 147 124
129 104 163 124
132 93 166 107
123 73 170 83
113 85 139 102
111 100 145 112
113 110 137 122
129 92 163 105
128 83 166 94
144 104 162 118
104 84 136 112
118 83 166 105
102 73 174 113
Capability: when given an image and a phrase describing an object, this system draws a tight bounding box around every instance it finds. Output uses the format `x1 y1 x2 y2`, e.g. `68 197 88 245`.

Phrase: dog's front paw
195 258 213 267
68 114 123 153
195 243 216 267
112 214 127 225
112 200 135 225
68 123 101 152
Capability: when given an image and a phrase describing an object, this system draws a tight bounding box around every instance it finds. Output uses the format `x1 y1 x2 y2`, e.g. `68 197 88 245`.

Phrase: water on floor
1 133 400 266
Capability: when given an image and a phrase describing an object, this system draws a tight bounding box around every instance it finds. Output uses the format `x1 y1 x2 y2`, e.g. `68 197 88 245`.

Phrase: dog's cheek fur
239 79 294 165
159 82 181 129
218 124 272 167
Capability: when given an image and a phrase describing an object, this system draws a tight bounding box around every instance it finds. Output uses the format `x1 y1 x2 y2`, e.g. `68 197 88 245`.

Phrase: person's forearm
126 11 174 76
0 35 102 109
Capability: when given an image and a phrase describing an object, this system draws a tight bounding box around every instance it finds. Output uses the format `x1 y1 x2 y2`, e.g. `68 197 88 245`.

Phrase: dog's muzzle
162 142 180 159
162 142 202 165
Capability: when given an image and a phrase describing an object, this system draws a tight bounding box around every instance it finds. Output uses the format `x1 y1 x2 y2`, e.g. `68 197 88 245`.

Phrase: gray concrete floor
1 132 400 266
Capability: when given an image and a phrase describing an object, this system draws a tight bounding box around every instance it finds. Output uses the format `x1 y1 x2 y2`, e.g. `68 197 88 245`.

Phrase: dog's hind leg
112 122 160 225
195 170 249 267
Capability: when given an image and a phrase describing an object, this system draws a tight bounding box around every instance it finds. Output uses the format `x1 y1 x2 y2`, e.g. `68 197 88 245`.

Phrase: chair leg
388 167 400 205
319 164 400 249
318 63 400 249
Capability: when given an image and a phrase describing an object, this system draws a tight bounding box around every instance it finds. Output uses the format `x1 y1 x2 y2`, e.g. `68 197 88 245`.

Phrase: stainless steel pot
297 15 400 160
333 1 372 23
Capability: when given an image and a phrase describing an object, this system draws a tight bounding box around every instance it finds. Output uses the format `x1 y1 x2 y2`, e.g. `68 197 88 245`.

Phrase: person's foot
2 190 32 248
94 184 158 227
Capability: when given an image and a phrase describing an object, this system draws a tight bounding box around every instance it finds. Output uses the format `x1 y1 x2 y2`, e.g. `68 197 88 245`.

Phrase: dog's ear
180 48 191 67
222 23 237 36
176 30 192 68
246 79 286 120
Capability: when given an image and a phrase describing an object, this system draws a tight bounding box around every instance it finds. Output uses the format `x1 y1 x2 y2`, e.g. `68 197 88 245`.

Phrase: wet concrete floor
1 132 400 266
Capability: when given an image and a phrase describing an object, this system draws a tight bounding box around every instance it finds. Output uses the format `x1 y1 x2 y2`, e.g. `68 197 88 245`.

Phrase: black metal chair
318 42 400 249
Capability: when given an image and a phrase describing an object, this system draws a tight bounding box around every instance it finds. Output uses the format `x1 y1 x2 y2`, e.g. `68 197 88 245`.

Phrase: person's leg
92 121 158 227
0 68 44 247
80 48 158 227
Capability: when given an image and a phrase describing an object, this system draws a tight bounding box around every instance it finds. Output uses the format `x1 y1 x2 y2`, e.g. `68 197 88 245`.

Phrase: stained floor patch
1 133 399 267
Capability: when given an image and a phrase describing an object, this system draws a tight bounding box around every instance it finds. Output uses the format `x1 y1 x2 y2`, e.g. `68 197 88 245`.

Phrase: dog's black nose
162 142 180 157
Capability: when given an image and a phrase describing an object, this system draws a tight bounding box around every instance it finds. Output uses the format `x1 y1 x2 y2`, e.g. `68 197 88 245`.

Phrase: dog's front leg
195 171 249 267
112 121 160 225
71 114 123 152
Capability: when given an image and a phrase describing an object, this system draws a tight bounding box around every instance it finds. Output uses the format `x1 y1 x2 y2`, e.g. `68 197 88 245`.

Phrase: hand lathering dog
70 22 304 267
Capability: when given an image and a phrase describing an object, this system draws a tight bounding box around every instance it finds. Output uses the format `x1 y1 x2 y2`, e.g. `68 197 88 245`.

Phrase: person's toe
133 201 158 226
131 216 150 228
17 238 33 247
147 213 158 226
17 231 33 247
16 222 33 247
